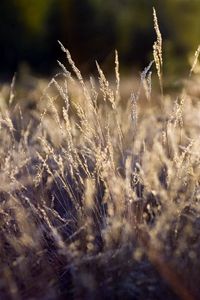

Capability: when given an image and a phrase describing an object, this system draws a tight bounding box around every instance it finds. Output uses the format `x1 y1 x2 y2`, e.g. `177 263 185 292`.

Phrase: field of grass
0 11 200 300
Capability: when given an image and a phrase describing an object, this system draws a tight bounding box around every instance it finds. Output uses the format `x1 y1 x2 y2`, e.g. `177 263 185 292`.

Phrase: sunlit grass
0 10 200 300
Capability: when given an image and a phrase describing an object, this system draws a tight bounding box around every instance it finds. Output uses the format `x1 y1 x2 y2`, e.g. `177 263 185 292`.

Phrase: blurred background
0 0 200 80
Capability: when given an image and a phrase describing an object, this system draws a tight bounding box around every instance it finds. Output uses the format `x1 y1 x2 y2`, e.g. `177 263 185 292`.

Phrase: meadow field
0 10 200 300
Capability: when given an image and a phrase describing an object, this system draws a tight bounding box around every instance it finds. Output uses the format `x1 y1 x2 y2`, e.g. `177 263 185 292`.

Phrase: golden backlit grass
0 10 200 300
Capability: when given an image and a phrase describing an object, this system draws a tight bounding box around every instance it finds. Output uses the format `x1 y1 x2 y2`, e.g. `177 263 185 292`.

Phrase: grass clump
0 10 200 300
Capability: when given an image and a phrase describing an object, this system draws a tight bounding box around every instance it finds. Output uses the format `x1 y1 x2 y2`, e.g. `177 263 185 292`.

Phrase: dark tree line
0 0 200 78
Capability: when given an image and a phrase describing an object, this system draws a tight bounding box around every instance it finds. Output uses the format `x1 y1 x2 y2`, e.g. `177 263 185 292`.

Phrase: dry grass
0 11 200 300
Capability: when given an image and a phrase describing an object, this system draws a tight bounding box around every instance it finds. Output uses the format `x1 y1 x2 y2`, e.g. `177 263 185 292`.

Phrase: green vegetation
0 0 200 76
